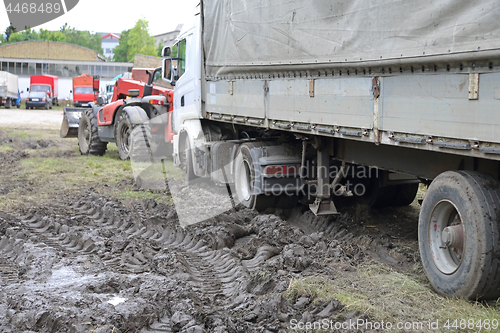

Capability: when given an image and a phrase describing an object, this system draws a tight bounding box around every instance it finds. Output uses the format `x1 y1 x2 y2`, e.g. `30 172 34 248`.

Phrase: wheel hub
428 200 465 274
442 224 464 250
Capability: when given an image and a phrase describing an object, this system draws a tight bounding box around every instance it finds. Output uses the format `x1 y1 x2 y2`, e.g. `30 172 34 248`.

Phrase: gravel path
0 108 62 129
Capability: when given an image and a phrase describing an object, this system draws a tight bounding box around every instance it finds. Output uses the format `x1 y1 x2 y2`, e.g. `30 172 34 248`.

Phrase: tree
113 29 130 62
0 23 103 54
112 18 157 63
4 24 16 42
61 24 103 54
39 29 66 42
126 18 157 62
157 41 164 57
8 28 39 43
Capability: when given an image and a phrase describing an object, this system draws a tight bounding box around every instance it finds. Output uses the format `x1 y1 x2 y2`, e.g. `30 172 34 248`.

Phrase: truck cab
163 14 204 172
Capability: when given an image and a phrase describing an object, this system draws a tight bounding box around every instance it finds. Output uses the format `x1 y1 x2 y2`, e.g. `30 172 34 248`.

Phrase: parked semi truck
0 71 20 109
29 74 58 105
159 1 500 299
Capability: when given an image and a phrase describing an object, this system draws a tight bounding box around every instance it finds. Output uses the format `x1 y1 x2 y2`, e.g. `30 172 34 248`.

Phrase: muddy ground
0 127 496 333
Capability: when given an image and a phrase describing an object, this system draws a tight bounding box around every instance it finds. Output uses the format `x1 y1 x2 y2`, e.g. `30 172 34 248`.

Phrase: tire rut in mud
0 194 420 332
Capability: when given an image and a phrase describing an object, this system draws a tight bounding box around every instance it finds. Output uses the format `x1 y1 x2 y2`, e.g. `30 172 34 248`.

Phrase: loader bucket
60 108 84 138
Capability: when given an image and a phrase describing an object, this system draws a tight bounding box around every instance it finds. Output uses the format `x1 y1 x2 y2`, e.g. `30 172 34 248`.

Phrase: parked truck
0 71 20 109
60 75 100 138
76 67 174 159
29 74 58 105
72 74 95 107
159 0 500 300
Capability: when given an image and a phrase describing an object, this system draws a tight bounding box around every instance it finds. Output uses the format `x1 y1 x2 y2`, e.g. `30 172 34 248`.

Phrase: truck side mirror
162 58 175 86
162 46 171 57
27 88 29 92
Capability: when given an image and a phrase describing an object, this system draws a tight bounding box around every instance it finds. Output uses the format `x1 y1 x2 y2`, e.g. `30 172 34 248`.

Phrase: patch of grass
0 145 14 152
1 128 62 141
8 130 32 140
116 190 169 201
284 264 500 332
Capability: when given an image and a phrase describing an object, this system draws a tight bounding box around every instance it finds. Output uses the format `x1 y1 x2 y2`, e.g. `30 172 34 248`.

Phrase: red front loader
77 67 174 160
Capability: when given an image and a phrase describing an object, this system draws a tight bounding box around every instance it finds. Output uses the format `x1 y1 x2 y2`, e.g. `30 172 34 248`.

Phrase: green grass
0 145 14 152
284 263 500 332
0 140 179 210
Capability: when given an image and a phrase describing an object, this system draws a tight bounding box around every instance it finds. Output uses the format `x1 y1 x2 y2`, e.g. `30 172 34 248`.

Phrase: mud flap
60 108 84 138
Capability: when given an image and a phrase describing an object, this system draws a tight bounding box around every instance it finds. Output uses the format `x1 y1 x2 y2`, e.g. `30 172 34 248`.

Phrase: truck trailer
0 71 20 109
29 74 58 105
160 0 500 300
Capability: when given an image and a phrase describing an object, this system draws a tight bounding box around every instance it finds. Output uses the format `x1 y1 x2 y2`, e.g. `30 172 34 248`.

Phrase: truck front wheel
234 144 275 212
78 108 107 156
419 171 500 299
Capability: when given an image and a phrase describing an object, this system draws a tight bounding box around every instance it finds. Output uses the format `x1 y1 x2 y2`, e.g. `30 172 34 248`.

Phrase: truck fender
122 106 149 125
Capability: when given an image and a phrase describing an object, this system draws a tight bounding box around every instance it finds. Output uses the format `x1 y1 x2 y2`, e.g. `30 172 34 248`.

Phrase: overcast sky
0 0 199 36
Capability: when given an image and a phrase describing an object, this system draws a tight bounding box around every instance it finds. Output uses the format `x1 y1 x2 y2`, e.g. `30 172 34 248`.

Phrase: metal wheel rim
236 158 252 201
119 124 130 154
428 199 465 274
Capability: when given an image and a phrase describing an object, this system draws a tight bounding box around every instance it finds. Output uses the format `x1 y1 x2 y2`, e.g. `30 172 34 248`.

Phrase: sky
0 0 199 36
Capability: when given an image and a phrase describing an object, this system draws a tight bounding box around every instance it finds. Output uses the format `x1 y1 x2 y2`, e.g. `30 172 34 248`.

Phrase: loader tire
78 108 107 156
116 112 133 160
130 124 154 162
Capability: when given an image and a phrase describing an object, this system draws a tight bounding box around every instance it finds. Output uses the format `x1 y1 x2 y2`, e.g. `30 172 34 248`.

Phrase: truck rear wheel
234 143 274 212
355 177 395 208
5 99 11 109
78 108 107 156
391 183 419 206
419 171 500 299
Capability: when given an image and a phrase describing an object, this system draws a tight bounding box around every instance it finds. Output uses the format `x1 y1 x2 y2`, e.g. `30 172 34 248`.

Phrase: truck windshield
31 85 51 93
106 84 114 93
74 86 93 94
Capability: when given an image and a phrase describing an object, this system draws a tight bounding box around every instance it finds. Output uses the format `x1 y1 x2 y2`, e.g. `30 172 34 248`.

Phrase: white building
101 33 120 60
154 24 183 48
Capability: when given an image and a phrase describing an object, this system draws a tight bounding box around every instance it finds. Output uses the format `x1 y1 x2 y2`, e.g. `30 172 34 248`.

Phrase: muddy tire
129 124 153 162
181 135 197 182
355 177 395 208
78 108 107 156
234 143 274 212
419 171 500 299
115 112 133 160
391 183 419 206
